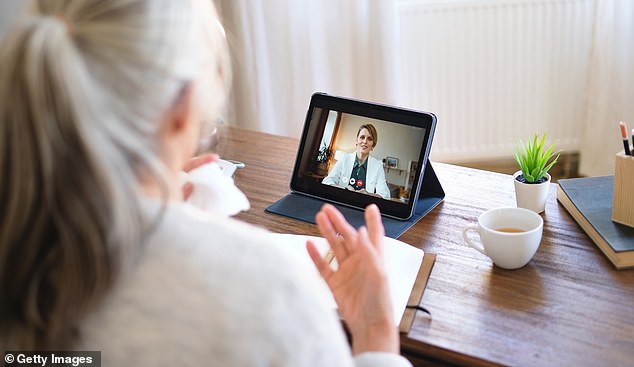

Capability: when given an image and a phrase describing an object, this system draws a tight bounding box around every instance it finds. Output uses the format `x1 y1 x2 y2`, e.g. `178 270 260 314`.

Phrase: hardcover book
557 176 634 269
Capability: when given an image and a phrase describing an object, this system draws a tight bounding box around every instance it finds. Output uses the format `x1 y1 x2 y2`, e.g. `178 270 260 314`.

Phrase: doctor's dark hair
357 123 378 148
0 0 229 350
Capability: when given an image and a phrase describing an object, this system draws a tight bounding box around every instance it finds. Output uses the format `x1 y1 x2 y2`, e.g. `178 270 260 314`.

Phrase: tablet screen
290 93 437 220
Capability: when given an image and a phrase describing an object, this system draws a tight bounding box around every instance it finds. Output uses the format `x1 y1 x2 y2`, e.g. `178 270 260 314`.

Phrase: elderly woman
0 1 410 366
322 124 391 199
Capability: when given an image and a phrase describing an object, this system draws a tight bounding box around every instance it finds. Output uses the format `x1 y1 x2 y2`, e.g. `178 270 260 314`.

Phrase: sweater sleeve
354 352 413 367
256 241 413 367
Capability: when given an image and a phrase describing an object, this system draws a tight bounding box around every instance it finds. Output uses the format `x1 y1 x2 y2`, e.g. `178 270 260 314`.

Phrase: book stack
557 176 634 269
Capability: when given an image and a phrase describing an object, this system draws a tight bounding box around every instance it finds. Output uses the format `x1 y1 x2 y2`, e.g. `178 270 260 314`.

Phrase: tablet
287 93 438 220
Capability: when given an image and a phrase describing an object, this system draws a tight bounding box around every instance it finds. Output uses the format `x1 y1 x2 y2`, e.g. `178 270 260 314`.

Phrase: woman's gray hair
0 0 229 349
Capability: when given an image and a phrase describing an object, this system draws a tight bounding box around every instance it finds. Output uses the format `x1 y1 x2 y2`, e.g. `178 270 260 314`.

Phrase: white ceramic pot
513 171 550 213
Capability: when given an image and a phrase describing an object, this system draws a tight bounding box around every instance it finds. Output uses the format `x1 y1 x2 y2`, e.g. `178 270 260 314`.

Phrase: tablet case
266 161 445 238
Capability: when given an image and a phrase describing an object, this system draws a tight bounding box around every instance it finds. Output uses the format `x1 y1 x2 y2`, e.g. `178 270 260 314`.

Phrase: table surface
216 126 634 367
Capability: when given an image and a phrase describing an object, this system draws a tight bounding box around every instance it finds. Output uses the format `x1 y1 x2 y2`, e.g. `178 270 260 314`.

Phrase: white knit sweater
77 199 412 367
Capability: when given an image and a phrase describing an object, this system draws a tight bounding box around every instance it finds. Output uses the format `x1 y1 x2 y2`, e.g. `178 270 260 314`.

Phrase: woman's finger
316 210 348 260
183 153 218 172
356 225 372 253
322 204 358 252
182 182 194 200
364 204 385 253
306 240 334 280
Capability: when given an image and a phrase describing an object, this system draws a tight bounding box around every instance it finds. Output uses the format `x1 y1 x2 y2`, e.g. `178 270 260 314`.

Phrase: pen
619 121 631 156
632 128 634 156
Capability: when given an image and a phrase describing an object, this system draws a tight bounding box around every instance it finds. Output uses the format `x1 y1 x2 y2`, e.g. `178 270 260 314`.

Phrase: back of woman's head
0 0 229 349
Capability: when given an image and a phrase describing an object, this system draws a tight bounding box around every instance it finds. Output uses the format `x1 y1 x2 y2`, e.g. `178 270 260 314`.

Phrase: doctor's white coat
321 152 391 200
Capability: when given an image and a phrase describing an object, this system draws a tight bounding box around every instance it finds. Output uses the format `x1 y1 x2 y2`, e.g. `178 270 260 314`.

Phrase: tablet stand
265 161 445 238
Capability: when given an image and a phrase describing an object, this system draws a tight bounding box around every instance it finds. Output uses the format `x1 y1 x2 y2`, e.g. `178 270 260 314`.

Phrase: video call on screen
301 108 426 205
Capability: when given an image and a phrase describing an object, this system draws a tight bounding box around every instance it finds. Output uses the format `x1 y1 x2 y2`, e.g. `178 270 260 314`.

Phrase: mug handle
462 224 486 256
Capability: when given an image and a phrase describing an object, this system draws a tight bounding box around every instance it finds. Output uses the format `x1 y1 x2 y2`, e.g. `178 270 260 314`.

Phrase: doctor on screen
322 124 391 199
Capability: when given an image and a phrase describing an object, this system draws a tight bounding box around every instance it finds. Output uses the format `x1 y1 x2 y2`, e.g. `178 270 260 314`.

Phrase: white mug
462 207 543 269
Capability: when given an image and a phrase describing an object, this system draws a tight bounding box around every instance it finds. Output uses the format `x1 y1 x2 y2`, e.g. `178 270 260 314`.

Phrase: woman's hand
306 204 398 355
182 153 218 199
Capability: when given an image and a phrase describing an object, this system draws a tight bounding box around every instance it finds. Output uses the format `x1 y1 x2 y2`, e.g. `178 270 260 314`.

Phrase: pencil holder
612 152 634 228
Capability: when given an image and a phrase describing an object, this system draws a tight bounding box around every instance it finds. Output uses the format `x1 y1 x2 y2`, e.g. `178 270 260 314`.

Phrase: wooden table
216 126 634 367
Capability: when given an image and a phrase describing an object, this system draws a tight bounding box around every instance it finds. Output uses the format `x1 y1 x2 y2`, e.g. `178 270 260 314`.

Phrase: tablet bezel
290 93 437 220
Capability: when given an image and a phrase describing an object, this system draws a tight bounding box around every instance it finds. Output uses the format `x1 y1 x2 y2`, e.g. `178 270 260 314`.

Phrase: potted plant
513 133 560 213
314 143 332 176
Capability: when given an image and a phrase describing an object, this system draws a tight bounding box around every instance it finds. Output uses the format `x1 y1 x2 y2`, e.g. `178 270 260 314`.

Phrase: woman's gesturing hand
306 204 398 355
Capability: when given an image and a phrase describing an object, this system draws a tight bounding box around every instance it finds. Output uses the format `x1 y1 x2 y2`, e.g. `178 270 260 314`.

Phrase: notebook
268 233 436 330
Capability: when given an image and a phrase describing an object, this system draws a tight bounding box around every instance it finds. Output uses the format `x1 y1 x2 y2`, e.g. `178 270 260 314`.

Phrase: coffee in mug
495 227 525 233
462 207 543 269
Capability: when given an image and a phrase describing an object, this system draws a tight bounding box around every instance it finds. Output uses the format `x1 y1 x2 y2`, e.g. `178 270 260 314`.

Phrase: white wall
399 0 594 162
218 0 633 176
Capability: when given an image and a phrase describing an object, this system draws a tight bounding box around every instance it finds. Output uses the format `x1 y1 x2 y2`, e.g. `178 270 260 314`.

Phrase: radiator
399 0 595 162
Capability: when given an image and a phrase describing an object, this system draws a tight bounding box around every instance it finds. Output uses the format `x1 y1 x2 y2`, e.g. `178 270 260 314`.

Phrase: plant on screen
316 142 332 163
